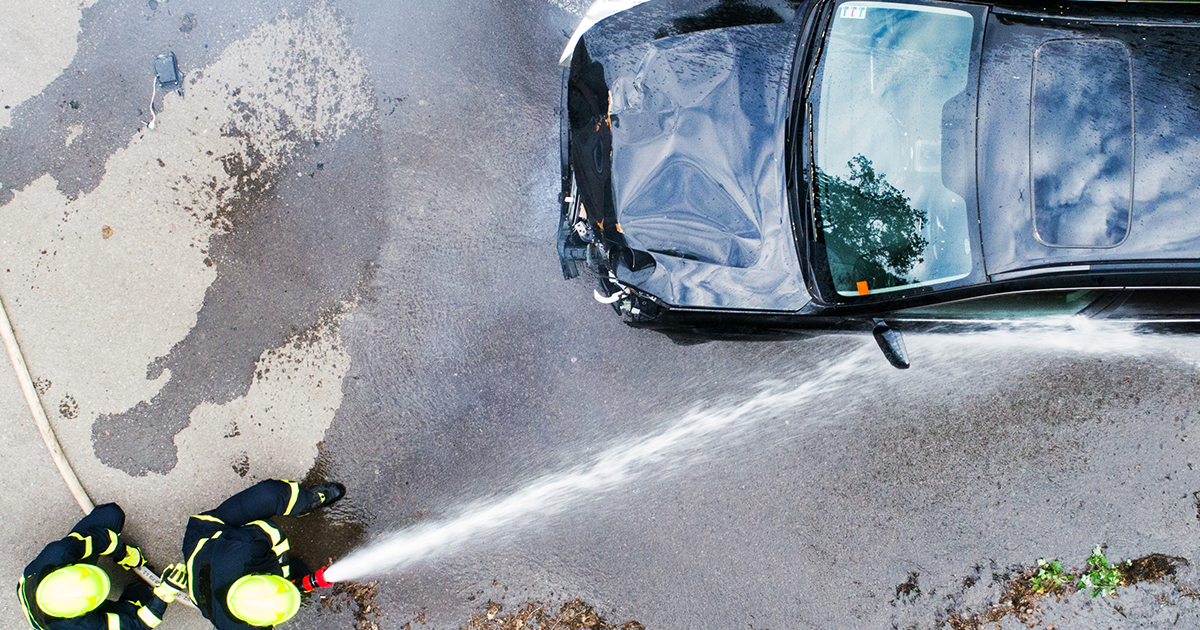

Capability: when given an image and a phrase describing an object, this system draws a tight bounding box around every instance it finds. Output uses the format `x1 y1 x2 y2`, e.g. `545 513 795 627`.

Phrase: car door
881 289 1124 331
1086 289 1200 333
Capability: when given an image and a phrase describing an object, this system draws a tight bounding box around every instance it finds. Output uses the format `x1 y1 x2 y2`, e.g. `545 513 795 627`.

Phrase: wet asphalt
6 1 1200 629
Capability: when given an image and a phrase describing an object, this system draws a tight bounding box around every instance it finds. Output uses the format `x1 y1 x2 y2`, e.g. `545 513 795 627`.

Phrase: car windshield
811 1 978 298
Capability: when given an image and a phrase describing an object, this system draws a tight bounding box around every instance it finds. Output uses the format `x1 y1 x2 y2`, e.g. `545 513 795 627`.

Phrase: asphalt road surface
4 1 1200 629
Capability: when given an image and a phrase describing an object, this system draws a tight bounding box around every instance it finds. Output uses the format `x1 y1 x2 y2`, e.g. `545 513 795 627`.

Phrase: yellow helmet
35 564 110 618
226 574 301 626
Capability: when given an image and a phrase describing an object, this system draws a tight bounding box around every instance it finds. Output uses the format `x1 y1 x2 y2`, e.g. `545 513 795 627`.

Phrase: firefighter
17 503 184 630
181 479 345 629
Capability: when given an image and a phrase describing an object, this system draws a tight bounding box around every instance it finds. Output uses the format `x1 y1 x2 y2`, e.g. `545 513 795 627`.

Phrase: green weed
1077 545 1124 597
1029 558 1071 593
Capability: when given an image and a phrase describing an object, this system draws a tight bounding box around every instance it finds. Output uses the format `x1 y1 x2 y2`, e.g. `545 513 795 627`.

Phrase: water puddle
286 445 370 571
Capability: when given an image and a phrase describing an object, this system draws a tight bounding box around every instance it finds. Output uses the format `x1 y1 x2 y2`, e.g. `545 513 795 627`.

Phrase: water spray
317 349 875 582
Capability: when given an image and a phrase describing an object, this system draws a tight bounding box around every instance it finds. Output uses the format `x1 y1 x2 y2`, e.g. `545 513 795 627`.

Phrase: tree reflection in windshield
817 155 928 292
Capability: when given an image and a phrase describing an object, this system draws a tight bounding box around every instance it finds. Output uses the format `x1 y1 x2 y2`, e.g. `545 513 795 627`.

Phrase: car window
811 1 980 298
891 289 1104 319
1031 39 1133 248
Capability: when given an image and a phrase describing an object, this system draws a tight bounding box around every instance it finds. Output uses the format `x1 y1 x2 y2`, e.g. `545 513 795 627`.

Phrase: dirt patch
894 572 921 604
180 12 198 34
1122 554 1184 584
461 598 643 630
318 581 381 630
59 394 78 419
946 554 1188 629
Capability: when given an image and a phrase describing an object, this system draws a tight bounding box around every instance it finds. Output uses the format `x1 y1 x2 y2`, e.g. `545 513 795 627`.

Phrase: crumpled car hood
600 24 811 311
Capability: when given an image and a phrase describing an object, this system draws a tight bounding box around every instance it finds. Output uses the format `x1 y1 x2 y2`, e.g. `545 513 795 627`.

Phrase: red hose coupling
300 566 331 592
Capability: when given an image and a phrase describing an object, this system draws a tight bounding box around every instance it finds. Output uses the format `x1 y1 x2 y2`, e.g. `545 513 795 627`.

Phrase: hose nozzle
298 566 332 592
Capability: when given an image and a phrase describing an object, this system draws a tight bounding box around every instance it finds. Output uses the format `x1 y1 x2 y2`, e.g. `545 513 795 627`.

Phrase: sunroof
1031 38 1134 248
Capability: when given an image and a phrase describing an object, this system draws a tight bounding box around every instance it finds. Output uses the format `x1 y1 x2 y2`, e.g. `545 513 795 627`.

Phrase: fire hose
0 291 197 609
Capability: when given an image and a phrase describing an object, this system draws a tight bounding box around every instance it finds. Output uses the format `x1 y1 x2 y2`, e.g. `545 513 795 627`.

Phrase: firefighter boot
297 483 346 516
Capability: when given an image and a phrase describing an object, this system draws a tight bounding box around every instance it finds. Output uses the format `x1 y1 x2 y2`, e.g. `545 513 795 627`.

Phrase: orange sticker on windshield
856 281 869 296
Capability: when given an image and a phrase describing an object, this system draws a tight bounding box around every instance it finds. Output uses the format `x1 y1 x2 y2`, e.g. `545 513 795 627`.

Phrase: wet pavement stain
0 0 305 206
282 445 377 629
91 121 387 474
284 443 371 573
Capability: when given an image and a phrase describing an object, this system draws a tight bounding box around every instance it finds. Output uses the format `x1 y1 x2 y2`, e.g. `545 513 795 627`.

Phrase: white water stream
324 318 1200 583
323 347 874 581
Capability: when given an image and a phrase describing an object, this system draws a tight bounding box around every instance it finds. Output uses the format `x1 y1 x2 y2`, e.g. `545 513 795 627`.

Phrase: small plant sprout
1030 558 1071 593
1077 545 1122 597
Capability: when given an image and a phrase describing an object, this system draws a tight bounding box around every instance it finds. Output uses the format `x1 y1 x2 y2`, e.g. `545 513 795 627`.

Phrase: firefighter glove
117 545 146 570
153 564 188 603
162 563 188 591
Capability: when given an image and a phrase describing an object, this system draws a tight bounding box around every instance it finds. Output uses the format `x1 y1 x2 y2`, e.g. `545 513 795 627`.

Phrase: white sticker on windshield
840 5 867 18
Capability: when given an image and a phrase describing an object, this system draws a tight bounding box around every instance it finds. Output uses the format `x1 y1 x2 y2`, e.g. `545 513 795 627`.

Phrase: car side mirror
872 319 910 369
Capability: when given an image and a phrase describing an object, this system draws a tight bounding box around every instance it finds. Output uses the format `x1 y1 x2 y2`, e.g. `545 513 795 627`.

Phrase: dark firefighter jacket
182 480 311 630
18 503 168 630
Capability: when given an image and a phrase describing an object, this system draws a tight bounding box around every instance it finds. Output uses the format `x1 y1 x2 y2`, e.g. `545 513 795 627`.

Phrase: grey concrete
4 1 1200 630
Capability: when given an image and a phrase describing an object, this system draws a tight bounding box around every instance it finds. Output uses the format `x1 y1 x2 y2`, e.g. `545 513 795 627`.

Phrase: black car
556 0 1200 367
